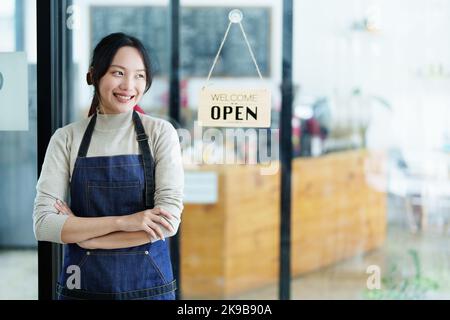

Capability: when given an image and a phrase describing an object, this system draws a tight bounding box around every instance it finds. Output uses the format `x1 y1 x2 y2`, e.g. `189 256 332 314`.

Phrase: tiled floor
1 224 448 300
231 225 450 300
0 249 38 300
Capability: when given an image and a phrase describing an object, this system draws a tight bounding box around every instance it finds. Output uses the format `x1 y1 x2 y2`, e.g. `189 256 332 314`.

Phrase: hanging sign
199 88 270 127
198 9 271 128
0 52 28 131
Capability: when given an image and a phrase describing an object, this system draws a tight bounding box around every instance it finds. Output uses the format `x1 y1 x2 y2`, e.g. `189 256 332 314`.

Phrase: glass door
290 0 450 299
0 0 38 299
51 0 286 300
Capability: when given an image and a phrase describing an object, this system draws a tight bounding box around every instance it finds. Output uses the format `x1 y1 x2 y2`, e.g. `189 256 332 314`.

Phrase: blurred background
0 0 449 299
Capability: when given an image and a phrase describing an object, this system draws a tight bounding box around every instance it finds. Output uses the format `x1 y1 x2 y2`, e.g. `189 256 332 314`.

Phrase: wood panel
181 150 387 298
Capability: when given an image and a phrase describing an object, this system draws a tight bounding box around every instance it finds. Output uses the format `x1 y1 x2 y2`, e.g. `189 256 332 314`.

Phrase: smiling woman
97 49 146 112
32 32 184 300
86 33 153 116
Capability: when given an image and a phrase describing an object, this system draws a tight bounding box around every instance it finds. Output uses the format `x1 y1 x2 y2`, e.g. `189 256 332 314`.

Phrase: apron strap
77 110 155 209
132 110 156 209
77 113 97 157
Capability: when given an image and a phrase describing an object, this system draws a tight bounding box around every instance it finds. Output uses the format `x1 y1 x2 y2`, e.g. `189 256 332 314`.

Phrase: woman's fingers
145 209 174 233
54 201 64 214
143 224 157 241
54 199 75 216
148 221 165 241
153 208 174 220
60 200 72 214
155 209 175 233
158 216 175 233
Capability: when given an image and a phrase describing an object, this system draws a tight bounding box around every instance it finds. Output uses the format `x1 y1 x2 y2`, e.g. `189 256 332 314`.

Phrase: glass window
291 0 450 299
0 0 15 51
28 0 449 300
178 2 281 300
0 0 38 300
68 0 171 123
62 0 282 300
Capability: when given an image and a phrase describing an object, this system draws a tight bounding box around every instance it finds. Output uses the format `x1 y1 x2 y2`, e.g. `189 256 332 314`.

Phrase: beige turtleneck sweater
33 109 184 244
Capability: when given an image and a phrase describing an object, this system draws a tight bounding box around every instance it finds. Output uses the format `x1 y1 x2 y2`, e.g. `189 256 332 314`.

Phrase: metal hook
228 9 243 23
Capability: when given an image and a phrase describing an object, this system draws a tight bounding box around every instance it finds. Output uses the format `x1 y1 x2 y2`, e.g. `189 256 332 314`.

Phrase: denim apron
56 111 176 300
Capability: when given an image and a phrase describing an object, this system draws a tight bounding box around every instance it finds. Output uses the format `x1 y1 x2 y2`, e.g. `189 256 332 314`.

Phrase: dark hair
87 32 153 116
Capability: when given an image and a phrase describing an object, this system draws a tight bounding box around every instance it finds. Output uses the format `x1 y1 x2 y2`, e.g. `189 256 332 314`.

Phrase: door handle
0 71 3 91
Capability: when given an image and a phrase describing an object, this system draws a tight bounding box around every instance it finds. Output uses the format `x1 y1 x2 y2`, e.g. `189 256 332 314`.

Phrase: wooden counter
180 149 387 298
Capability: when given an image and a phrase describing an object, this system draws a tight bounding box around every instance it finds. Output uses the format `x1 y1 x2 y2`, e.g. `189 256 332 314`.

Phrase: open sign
198 88 271 127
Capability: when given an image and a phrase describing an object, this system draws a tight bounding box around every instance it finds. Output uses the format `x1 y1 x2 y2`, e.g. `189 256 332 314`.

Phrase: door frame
36 0 72 300
35 0 293 300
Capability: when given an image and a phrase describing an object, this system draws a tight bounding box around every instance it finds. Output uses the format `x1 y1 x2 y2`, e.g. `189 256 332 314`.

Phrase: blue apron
56 111 176 300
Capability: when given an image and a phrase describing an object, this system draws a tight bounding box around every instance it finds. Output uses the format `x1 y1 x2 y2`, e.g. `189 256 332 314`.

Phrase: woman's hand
54 199 174 243
116 208 174 241
54 199 75 217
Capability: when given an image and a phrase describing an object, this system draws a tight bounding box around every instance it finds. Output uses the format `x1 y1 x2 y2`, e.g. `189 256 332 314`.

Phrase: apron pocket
79 249 170 293
146 242 174 284
87 180 144 216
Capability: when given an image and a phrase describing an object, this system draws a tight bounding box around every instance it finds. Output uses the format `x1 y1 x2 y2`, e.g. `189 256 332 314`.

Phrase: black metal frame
168 0 182 300
36 0 56 300
36 0 72 300
280 0 294 300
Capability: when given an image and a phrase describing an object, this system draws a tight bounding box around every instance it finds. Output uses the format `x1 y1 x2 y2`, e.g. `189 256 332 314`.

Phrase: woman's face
98 46 147 114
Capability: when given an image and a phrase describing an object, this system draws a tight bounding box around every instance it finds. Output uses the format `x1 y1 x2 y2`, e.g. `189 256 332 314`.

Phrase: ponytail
88 93 100 117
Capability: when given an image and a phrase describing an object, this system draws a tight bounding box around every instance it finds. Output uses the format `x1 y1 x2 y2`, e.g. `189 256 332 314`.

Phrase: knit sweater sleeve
152 120 184 237
33 128 70 244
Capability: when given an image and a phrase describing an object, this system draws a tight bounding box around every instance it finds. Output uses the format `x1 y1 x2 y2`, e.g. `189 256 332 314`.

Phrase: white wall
0 0 16 52
25 0 36 63
293 0 450 152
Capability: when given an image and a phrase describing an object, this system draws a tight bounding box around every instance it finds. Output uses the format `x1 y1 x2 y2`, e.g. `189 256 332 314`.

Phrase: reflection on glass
66 0 281 300
290 0 450 299
0 0 38 300
19 0 447 300
70 1 171 124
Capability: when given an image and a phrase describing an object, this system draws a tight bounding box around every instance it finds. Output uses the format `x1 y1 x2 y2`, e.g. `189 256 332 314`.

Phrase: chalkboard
180 7 271 77
90 6 271 77
91 6 168 75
